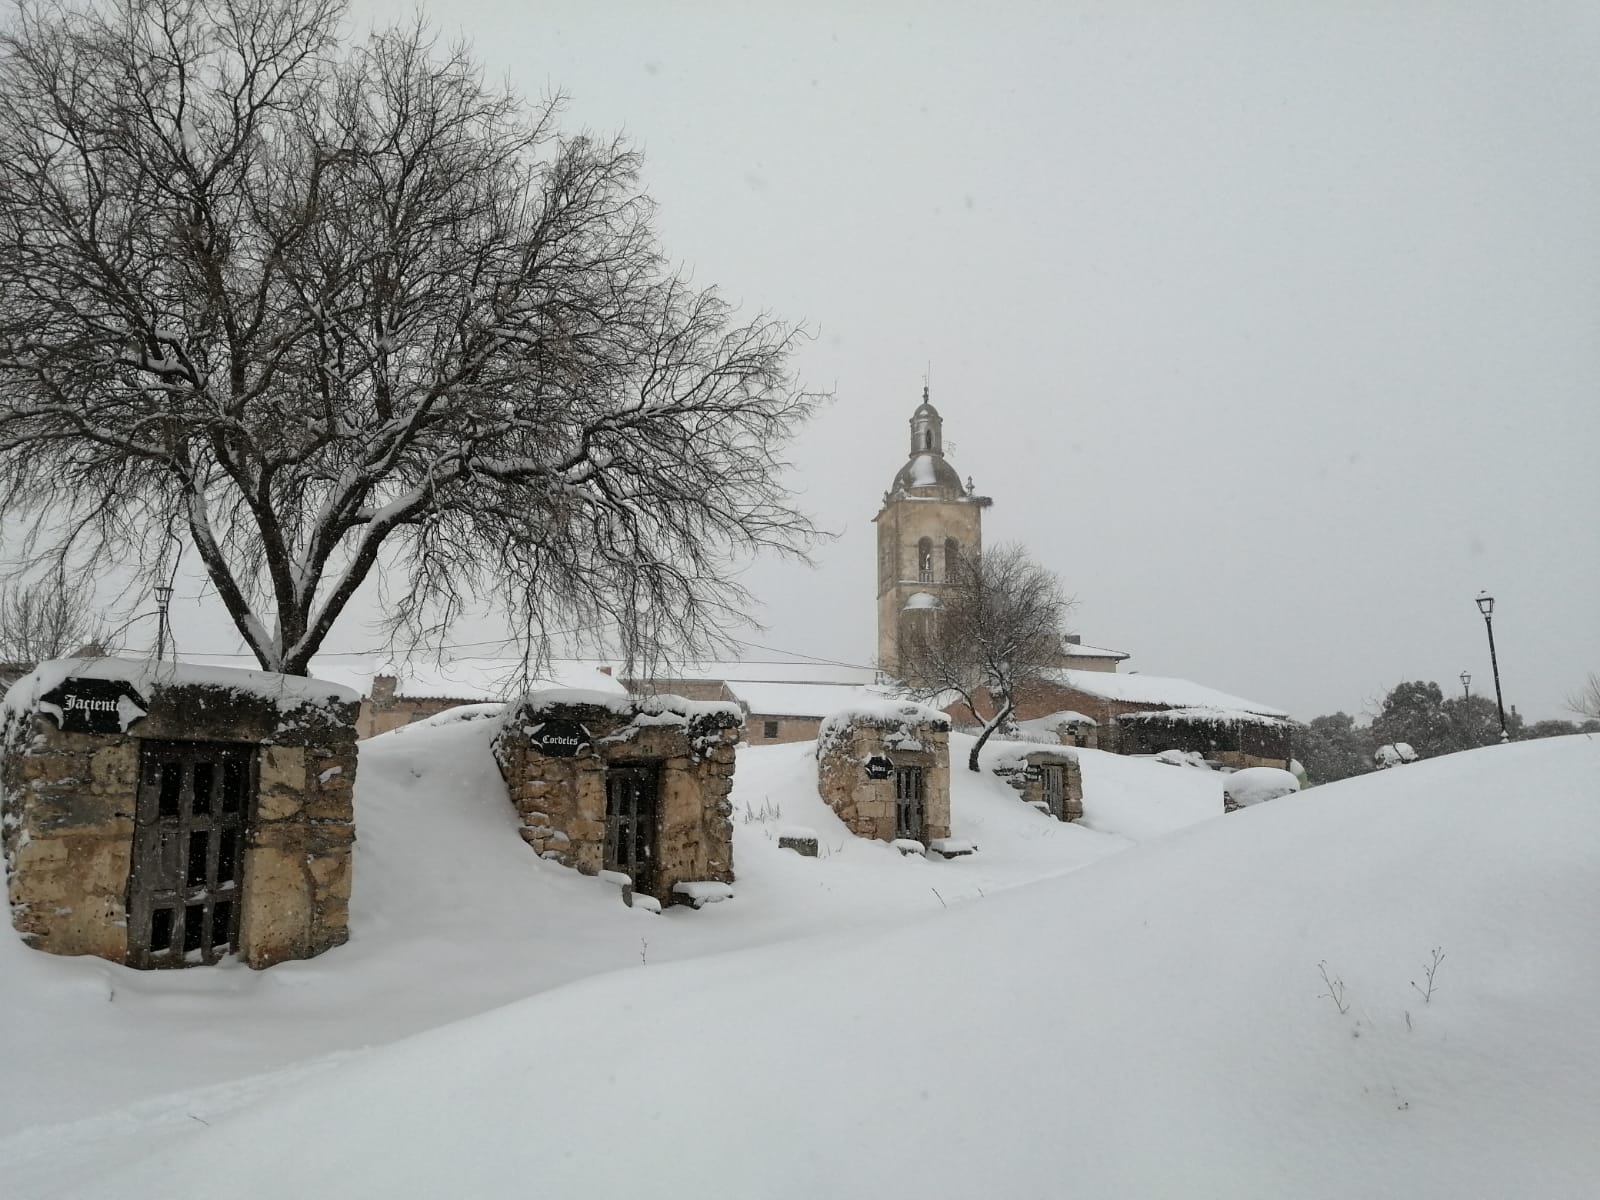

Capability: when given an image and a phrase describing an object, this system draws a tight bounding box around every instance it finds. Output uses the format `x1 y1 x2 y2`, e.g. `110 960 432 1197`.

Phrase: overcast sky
198 1 1600 721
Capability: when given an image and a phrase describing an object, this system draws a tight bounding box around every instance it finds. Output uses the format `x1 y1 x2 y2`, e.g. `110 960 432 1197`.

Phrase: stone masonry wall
2 664 357 969
992 748 1084 823
816 713 950 844
495 696 741 905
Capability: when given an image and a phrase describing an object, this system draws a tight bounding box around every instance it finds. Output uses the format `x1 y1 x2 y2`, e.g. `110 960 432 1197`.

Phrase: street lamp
1459 670 1471 702
1475 592 1508 742
153 583 174 661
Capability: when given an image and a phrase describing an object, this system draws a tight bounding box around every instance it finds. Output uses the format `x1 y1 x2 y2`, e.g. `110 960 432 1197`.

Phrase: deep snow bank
26 735 1600 1199
0 720 1199 1151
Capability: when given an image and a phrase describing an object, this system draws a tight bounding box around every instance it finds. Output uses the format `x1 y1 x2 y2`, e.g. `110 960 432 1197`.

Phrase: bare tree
0 0 820 677
894 542 1073 771
0 573 108 664
1570 672 1600 722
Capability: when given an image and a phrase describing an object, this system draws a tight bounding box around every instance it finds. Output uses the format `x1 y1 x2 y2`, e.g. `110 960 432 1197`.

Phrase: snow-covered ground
3 722 1597 1197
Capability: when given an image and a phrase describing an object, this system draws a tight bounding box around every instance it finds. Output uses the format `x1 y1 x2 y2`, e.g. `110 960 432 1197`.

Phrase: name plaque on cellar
864 755 894 780
38 678 148 735
530 719 591 758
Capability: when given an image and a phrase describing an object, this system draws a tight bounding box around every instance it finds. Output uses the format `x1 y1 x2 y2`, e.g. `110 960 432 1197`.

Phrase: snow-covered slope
0 724 1208 1143
7 727 1597 1198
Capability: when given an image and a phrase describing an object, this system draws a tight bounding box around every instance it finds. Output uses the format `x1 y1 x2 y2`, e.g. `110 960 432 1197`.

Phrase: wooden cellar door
127 741 254 968
604 765 661 896
894 765 926 841
1040 764 1065 819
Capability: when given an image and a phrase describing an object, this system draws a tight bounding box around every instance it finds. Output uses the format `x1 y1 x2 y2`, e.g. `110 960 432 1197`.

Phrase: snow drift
4 731 1594 1198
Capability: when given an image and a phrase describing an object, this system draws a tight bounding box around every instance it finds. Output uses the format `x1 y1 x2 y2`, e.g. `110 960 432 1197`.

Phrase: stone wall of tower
874 497 984 673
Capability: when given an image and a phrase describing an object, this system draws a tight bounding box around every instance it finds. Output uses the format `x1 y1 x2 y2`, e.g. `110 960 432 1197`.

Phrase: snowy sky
189 1 1600 721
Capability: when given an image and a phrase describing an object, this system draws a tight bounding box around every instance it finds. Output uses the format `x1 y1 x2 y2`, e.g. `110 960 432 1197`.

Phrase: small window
917 537 934 583
763 720 779 739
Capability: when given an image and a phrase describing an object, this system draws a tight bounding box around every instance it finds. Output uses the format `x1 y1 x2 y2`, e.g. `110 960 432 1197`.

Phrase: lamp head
1475 591 1494 618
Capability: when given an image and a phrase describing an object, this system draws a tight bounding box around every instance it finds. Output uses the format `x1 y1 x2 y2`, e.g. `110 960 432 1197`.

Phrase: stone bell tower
874 387 991 677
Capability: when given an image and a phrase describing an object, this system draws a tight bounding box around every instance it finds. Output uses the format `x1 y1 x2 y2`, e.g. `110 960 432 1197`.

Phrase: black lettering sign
531 718 591 758
864 755 894 780
39 678 148 735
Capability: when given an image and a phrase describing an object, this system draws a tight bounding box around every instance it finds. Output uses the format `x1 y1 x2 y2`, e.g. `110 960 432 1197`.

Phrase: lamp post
1459 670 1471 702
1475 592 1508 742
153 583 173 661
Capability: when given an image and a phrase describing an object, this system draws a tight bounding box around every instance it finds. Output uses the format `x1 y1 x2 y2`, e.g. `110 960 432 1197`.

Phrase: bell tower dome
873 386 991 677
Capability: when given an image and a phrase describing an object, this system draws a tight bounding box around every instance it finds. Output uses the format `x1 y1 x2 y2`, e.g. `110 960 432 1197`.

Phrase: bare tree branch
892 542 1074 771
0 0 823 675
1569 672 1600 722
0 571 108 663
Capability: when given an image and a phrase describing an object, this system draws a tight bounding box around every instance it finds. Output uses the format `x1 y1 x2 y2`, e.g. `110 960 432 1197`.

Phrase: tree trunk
968 702 1016 772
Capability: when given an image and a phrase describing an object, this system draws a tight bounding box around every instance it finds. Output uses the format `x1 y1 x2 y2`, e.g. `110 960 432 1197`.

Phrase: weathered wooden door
894 765 926 841
127 741 253 968
1040 764 1064 819
604 765 661 895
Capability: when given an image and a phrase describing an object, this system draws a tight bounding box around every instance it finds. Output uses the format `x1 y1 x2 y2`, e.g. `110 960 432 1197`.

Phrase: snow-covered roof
512 688 743 726
388 658 625 701
637 660 878 688
1017 710 1098 732
818 699 952 739
1042 669 1288 718
1117 705 1289 728
730 681 897 719
892 452 963 494
903 592 940 611
4 656 359 719
169 654 626 703
1060 641 1129 661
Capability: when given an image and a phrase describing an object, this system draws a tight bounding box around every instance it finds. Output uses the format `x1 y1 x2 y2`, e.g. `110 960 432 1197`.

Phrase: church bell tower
873 387 991 677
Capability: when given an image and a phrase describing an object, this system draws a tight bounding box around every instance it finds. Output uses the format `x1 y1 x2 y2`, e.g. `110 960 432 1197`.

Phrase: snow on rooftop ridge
3 656 359 720
1117 705 1289 727
1060 641 1128 660
985 738 1080 774
817 698 951 742
728 681 898 719
512 687 742 724
388 657 626 701
633 659 879 687
1045 668 1287 718
1018 709 1097 731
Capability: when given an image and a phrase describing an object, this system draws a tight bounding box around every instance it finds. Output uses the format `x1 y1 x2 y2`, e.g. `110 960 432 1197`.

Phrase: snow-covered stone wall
1 659 358 969
989 744 1085 822
493 691 742 906
815 704 951 845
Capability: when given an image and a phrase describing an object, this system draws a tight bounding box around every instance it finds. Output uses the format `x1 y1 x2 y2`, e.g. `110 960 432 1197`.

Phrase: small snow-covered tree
894 542 1072 772
0 0 820 676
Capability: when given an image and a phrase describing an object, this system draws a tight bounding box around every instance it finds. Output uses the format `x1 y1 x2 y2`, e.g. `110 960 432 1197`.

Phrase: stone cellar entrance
3 659 359 969
127 740 254 968
604 764 660 897
894 765 926 840
495 692 741 906
991 746 1085 824
815 704 951 846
